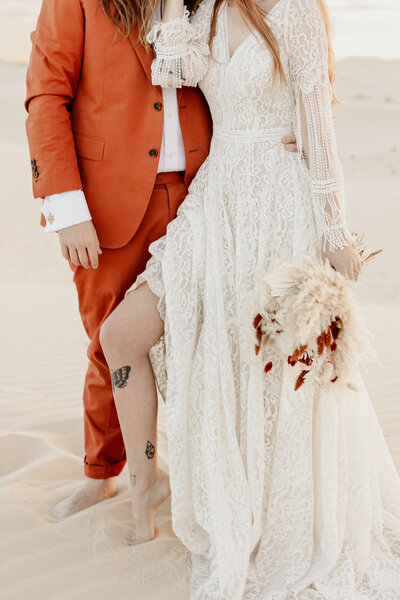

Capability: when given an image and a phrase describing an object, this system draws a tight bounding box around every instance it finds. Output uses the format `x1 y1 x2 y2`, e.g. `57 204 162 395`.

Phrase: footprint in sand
352 93 369 101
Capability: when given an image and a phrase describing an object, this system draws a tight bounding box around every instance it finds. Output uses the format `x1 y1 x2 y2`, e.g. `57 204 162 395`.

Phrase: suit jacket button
154 102 162 111
149 148 158 158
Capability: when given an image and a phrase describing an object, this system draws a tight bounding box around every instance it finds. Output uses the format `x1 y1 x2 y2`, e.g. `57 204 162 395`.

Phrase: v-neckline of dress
222 0 286 64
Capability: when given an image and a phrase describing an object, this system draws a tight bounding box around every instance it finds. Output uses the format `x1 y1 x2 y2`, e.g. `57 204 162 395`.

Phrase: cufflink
47 212 55 225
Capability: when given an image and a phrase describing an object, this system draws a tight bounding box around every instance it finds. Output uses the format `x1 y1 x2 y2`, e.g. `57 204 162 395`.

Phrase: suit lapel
128 27 186 104
128 28 162 98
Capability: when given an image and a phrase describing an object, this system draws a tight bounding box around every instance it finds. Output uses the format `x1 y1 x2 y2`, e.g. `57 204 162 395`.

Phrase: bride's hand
323 244 362 281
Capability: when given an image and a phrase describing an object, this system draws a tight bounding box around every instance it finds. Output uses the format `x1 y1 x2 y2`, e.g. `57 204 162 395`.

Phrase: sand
1 3 400 599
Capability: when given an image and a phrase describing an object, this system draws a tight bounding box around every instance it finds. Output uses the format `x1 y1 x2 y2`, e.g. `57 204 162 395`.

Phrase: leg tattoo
145 440 155 460
110 365 132 391
130 474 137 488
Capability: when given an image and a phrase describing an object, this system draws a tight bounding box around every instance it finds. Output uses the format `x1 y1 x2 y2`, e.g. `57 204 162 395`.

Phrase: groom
25 0 298 518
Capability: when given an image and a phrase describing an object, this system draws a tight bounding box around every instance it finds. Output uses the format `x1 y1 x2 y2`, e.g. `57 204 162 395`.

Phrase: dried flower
295 369 309 390
352 231 383 267
249 254 372 392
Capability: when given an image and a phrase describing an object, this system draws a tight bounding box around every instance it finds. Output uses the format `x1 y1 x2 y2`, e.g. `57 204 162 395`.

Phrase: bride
100 0 400 597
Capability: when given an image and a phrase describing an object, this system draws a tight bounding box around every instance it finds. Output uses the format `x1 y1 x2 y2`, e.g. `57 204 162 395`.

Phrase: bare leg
52 477 118 520
100 282 170 544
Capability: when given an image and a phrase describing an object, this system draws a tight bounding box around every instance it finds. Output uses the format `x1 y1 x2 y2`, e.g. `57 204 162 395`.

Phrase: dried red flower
298 352 313 366
317 333 325 355
295 369 309 390
253 313 263 355
290 345 308 363
331 317 341 340
324 329 331 347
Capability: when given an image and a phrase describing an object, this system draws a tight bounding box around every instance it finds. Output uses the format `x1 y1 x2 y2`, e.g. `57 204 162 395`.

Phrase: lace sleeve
286 0 353 253
146 0 215 88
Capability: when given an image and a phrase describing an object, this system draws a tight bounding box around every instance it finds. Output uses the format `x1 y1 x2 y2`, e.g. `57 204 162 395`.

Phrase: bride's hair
209 0 336 91
100 0 198 47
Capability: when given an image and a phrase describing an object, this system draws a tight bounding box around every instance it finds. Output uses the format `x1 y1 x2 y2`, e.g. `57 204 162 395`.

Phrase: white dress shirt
41 6 186 233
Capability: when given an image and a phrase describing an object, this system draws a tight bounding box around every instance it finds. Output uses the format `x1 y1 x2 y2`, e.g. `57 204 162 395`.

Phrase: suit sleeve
25 0 85 199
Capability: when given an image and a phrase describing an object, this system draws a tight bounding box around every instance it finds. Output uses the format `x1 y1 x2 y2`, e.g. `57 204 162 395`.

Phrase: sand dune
0 20 399 600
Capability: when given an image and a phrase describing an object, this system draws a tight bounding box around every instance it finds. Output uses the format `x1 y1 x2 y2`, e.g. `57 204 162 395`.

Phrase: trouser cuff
84 456 126 479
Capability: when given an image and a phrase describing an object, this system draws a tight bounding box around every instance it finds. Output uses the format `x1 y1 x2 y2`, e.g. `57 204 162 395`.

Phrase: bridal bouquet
249 235 382 392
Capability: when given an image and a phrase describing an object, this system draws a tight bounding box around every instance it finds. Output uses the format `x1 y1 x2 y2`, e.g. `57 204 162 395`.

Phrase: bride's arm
286 0 361 280
161 0 185 21
147 0 215 88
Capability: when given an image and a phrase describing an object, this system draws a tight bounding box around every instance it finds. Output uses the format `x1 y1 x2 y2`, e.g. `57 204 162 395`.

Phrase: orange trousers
72 171 187 479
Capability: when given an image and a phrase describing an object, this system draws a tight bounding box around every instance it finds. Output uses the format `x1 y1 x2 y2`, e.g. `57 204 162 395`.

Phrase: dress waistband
213 125 294 143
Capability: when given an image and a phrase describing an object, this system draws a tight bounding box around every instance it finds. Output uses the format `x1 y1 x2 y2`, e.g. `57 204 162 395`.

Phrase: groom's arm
25 0 84 198
25 0 101 269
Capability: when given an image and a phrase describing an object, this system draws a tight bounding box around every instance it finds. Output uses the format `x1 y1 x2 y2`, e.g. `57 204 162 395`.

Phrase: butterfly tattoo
110 366 132 391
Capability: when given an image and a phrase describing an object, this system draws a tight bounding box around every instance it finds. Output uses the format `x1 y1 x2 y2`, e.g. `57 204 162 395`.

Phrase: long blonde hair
101 0 336 97
100 0 198 47
209 0 336 90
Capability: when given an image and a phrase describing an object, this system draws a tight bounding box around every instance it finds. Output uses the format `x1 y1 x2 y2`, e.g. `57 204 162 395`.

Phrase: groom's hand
282 135 298 153
58 221 102 269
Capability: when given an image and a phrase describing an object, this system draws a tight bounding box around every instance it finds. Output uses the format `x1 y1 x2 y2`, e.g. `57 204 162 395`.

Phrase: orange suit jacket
25 0 212 248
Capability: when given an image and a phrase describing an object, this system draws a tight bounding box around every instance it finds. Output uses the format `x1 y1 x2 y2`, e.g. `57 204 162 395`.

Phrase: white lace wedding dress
126 0 400 597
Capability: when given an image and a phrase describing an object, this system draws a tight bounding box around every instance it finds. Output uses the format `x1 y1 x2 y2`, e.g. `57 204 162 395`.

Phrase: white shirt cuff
41 190 92 233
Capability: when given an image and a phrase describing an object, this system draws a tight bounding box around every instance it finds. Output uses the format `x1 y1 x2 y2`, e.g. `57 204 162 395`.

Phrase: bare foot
127 469 171 545
52 476 118 519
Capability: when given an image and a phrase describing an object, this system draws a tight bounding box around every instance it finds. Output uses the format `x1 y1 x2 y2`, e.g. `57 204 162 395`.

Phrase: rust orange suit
25 0 212 478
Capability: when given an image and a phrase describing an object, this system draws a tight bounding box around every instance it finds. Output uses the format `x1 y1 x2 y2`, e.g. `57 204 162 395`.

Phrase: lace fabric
126 0 400 598
146 4 212 87
285 0 352 251
148 0 352 252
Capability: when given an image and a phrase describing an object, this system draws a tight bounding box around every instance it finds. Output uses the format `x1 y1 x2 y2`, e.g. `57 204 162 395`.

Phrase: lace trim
146 4 211 87
213 124 294 144
322 224 353 252
311 179 345 194
146 8 192 46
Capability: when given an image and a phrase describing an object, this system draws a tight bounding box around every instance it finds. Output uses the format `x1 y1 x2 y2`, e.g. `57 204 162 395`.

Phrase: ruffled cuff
146 7 192 49
146 6 210 88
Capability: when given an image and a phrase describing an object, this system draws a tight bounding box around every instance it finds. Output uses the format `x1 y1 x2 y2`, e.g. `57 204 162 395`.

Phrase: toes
126 529 136 545
52 501 67 520
126 525 156 545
